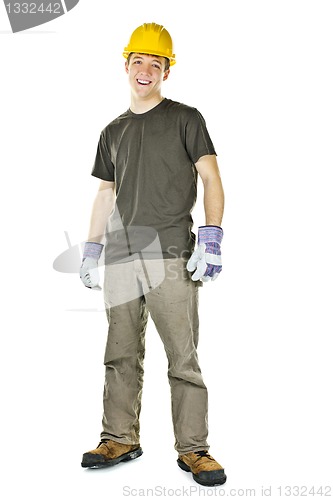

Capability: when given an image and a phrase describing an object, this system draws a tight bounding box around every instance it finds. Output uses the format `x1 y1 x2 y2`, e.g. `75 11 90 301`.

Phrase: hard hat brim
123 49 176 66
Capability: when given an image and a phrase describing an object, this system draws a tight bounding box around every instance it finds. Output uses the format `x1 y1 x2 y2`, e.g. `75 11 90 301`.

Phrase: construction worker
80 23 226 487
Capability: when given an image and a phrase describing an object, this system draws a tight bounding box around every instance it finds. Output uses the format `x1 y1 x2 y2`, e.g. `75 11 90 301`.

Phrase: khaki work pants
100 256 209 454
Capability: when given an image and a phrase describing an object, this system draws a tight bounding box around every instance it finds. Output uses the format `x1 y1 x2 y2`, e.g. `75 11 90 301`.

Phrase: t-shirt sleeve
184 108 217 164
91 130 115 181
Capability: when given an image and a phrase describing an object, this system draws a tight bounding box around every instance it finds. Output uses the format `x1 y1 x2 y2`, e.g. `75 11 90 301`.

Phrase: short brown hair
127 52 170 72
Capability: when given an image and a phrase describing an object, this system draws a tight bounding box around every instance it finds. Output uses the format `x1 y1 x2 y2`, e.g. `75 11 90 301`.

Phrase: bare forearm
87 189 115 243
203 177 224 226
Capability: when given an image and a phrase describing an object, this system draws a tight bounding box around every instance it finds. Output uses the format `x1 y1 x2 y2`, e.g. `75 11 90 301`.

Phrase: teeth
137 79 150 85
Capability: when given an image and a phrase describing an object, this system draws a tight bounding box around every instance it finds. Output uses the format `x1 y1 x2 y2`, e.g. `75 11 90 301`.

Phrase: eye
133 60 142 64
152 64 161 69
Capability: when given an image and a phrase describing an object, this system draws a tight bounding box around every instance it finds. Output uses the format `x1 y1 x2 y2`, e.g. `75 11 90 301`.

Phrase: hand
80 242 104 290
187 226 223 282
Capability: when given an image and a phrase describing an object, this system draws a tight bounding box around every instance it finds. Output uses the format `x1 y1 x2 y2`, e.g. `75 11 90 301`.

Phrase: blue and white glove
187 226 223 282
80 242 104 290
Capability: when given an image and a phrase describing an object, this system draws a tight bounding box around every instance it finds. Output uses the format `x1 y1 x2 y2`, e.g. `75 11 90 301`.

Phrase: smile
137 79 151 86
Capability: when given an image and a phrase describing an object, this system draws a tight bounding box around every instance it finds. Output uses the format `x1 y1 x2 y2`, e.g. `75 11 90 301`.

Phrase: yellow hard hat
123 22 176 66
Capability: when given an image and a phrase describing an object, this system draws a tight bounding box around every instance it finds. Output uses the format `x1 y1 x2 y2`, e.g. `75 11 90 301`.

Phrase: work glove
80 242 104 290
187 225 223 282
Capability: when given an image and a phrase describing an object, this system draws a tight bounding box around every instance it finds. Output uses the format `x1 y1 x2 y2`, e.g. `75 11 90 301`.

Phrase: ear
125 60 129 74
163 69 170 81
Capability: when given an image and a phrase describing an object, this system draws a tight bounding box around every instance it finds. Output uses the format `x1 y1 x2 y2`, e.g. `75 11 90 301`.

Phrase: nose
138 61 151 75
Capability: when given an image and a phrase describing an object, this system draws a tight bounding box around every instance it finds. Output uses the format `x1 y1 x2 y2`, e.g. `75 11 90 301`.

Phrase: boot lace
194 450 213 460
98 439 110 448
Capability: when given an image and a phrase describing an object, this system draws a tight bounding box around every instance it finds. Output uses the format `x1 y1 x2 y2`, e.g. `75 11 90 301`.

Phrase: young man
80 23 226 487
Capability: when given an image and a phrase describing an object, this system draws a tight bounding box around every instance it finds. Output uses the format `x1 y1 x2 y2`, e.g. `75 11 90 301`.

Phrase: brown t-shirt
91 98 216 260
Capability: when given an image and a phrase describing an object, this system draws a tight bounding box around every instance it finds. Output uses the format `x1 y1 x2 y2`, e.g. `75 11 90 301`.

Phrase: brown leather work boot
81 438 143 468
177 450 227 486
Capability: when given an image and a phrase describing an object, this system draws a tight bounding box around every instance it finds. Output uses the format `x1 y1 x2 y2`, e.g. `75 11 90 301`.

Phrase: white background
1 0 333 499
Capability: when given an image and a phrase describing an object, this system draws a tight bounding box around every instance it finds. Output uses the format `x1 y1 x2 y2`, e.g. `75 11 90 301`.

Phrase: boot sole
177 458 227 487
81 447 143 469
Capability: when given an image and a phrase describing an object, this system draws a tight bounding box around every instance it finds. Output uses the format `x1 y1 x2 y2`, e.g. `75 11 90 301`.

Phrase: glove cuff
83 241 104 260
198 226 223 245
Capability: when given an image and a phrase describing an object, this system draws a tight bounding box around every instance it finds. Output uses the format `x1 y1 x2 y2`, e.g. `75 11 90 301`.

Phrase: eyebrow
132 55 162 65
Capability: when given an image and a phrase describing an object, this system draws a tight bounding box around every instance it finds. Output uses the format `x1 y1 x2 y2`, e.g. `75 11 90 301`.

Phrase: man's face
125 53 170 100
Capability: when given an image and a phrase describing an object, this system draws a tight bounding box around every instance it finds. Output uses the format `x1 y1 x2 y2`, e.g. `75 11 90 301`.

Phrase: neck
130 93 164 114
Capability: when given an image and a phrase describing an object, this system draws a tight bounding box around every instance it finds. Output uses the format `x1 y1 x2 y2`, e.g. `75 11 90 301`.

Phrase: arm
187 155 224 281
87 180 116 243
195 154 224 226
